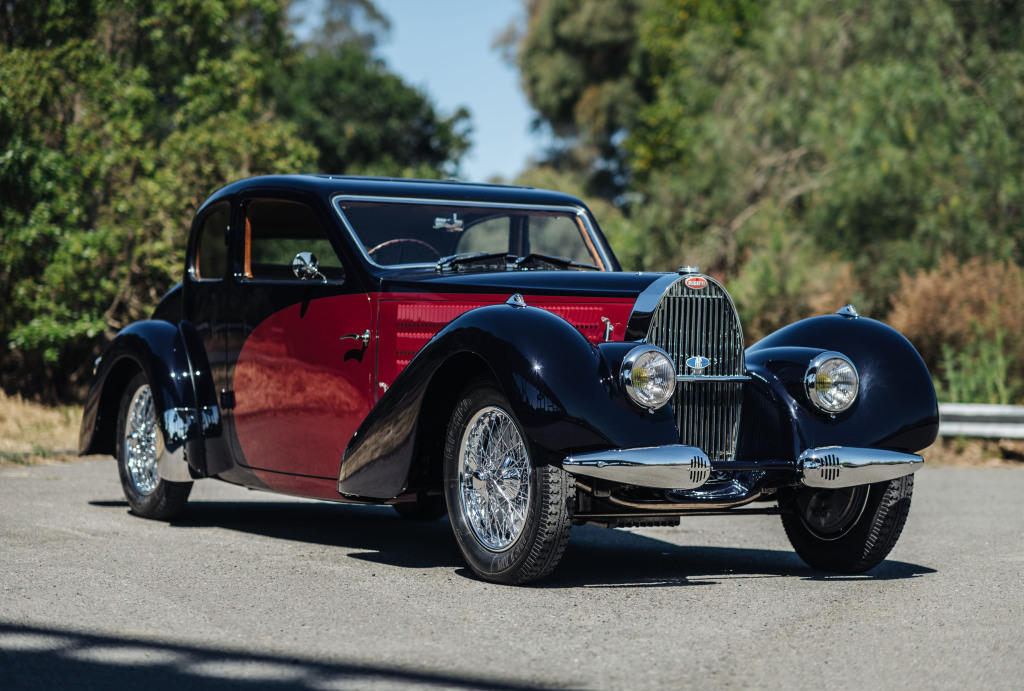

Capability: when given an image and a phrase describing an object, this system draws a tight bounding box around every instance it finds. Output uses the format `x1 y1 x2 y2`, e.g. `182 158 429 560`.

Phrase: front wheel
116 372 192 520
443 379 573 584
780 474 914 573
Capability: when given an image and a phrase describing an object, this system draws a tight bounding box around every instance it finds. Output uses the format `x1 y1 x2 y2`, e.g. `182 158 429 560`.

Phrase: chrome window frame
330 195 615 272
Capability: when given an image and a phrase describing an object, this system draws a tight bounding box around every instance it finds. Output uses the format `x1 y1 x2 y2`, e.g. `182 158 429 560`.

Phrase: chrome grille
646 275 745 462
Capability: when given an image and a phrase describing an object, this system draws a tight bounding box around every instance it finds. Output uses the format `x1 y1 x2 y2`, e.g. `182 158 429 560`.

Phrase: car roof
201 174 589 210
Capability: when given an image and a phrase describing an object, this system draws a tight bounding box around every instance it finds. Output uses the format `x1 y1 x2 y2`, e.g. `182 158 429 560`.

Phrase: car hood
379 269 668 301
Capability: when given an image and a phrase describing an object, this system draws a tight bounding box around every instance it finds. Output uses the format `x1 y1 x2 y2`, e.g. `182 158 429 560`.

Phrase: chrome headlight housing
804 352 859 414
621 346 676 410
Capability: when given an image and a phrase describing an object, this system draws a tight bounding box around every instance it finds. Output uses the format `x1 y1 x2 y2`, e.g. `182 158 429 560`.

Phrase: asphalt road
1 458 1022 690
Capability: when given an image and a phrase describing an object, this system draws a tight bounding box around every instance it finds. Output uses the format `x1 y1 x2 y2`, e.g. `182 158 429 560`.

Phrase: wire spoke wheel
116 372 192 520
444 379 572 584
459 406 531 551
123 385 160 495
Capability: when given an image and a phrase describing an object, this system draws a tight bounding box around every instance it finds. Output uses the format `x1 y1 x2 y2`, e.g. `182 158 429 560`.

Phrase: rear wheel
116 372 192 520
781 475 914 573
443 379 573 584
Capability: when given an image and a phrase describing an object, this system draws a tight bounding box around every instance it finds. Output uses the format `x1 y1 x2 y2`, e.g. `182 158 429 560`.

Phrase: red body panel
233 294 374 479
233 290 635 488
376 293 635 388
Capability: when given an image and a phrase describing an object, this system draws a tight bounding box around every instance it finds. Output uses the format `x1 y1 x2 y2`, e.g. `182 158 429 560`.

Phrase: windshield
333 198 609 271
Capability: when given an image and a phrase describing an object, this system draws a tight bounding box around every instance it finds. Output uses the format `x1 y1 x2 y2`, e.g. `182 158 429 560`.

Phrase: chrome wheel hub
459 406 531 551
124 385 160 495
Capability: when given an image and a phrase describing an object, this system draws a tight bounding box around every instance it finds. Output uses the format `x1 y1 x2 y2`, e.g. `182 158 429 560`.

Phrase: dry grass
0 392 82 466
924 437 1024 468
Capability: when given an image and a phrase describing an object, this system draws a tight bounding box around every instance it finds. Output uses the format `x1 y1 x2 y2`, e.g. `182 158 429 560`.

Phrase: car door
184 199 234 475
225 192 376 480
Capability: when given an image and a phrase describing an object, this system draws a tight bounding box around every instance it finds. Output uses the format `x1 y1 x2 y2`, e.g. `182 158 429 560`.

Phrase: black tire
443 379 573 584
116 372 192 520
392 495 447 521
781 474 914 573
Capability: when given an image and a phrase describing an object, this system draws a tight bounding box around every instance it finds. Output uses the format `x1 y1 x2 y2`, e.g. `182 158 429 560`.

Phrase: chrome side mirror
292 252 326 282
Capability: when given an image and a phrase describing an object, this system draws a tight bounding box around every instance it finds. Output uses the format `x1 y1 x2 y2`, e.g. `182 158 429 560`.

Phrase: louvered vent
689 455 712 485
646 275 746 462
818 454 841 483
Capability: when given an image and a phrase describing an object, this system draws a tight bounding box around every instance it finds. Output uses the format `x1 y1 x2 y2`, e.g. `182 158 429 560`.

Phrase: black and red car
80 175 939 584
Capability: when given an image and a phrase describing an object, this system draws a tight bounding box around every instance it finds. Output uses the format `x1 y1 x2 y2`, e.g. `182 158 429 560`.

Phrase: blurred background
1 0 1022 421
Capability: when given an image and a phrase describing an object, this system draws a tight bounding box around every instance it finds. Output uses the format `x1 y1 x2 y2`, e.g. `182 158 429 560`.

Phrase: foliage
510 0 648 199
889 256 1024 403
270 43 470 178
513 165 638 267
511 0 1024 392
0 0 469 400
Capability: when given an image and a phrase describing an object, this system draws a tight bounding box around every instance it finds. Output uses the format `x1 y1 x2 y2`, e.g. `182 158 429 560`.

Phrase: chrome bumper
562 445 923 491
797 446 923 489
562 446 712 490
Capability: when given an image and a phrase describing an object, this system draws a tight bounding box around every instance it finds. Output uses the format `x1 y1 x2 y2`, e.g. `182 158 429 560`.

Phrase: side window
194 203 230 280
243 199 345 281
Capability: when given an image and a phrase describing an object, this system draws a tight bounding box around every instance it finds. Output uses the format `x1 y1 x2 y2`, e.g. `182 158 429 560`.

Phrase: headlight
804 352 859 414
621 346 676 410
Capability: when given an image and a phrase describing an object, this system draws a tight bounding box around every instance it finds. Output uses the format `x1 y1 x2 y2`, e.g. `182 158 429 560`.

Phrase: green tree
626 0 1024 322
504 0 648 199
270 42 471 177
1 0 473 401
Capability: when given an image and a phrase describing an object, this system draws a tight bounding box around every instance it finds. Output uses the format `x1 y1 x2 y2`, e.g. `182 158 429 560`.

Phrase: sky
363 0 544 182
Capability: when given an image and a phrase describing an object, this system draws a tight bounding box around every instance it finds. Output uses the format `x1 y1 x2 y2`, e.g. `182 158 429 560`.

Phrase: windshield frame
330 194 616 273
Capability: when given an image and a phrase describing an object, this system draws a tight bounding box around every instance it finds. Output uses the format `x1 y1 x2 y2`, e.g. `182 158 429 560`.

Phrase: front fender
338 302 678 499
78 320 220 478
743 313 939 458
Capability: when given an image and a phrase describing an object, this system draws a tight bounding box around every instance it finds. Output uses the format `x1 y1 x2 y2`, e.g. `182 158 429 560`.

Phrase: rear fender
78 320 220 478
745 313 939 457
338 301 678 499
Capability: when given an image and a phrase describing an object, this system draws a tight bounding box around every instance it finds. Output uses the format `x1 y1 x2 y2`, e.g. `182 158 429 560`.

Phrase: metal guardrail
938 403 1024 439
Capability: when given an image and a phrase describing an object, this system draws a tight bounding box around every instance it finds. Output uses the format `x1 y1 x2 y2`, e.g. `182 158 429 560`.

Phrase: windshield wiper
436 252 515 273
513 253 600 271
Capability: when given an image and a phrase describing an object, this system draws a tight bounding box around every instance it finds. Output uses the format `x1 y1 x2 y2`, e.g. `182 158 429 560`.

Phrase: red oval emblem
685 276 707 289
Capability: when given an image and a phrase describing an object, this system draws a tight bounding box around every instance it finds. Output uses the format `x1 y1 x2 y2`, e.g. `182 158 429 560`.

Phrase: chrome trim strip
676 375 750 382
628 273 685 330
563 446 711 490
798 446 923 489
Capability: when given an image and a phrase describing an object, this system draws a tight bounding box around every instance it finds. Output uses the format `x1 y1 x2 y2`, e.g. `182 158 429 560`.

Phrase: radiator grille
646 276 745 462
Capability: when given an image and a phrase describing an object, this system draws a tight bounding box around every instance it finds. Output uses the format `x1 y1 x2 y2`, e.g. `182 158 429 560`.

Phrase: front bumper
562 445 923 491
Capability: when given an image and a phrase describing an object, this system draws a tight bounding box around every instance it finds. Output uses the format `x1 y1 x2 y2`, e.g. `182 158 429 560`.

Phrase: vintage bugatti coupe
80 175 939 584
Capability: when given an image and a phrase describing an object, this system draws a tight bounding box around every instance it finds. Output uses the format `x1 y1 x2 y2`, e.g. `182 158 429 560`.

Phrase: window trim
189 201 231 283
235 196 348 285
330 195 613 272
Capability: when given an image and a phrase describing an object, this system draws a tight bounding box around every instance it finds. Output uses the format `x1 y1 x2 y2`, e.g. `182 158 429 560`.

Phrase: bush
888 255 1024 403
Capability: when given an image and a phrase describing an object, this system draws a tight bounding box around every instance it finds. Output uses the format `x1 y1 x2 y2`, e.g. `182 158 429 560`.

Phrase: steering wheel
367 238 441 261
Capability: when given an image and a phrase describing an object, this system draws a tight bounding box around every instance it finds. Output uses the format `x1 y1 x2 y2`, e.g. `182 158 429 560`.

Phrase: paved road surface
1 459 1022 689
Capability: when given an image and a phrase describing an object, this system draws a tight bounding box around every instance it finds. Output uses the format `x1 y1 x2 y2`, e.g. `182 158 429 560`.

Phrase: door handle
340 330 371 348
